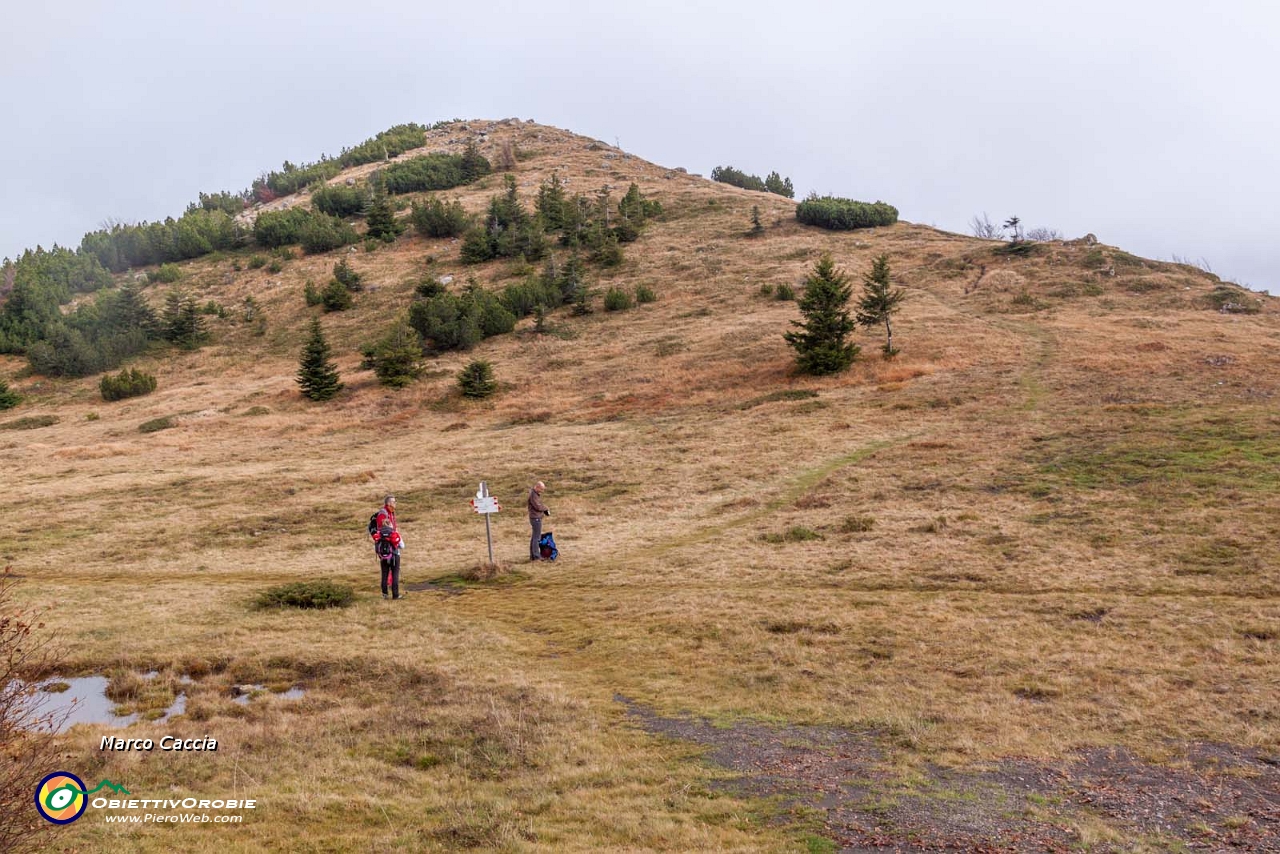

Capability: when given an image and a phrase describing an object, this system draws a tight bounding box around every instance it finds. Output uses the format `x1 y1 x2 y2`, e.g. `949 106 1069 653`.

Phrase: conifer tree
765 171 795 198
856 254 907 358
784 253 859 375
296 318 343 401
162 292 208 349
459 141 491 183
536 173 567 231
103 284 158 336
333 257 362 291
0 377 20 410
365 194 404 242
371 323 422 387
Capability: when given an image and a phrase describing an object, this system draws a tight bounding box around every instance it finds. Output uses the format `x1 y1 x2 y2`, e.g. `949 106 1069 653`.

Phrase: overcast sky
2 1 1276 292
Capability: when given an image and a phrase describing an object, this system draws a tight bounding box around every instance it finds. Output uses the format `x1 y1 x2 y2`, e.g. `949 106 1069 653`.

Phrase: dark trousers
530 516 542 560
380 553 400 598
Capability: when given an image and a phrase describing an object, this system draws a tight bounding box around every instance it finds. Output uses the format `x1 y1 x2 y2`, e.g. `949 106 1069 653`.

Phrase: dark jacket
527 488 548 521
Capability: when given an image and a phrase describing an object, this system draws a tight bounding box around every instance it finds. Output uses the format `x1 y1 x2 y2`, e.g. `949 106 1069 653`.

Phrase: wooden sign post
469 482 501 564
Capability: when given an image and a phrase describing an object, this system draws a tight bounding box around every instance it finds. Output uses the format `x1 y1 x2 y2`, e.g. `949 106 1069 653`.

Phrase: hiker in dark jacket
528 481 549 561
372 495 404 599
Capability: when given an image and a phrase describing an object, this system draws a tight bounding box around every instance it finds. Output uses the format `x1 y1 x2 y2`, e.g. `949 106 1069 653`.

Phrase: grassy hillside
3 119 1277 851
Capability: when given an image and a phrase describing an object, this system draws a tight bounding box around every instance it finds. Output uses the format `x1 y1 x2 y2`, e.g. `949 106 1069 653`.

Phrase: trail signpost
469 482 501 564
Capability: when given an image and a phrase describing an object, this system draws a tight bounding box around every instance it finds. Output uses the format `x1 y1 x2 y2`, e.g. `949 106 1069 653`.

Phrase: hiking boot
382 593 389 599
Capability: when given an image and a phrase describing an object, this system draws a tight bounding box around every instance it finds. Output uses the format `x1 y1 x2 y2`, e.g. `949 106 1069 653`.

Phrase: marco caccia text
101 735 218 751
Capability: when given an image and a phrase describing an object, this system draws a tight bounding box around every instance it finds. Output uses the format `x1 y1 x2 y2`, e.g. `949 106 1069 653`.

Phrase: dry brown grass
4 120 1277 850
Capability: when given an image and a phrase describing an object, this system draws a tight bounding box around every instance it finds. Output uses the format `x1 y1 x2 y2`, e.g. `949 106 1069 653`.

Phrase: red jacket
372 506 403 550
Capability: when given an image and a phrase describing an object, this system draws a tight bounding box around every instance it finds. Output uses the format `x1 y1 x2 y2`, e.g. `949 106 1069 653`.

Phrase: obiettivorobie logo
35 771 256 826
35 772 130 824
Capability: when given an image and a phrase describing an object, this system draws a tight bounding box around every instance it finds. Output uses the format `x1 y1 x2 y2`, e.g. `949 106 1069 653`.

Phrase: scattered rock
345 177 355 186
674 167 688 174
437 275 454 286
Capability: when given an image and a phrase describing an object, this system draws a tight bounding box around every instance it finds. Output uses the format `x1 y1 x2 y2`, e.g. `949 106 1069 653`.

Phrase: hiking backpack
539 531 559 562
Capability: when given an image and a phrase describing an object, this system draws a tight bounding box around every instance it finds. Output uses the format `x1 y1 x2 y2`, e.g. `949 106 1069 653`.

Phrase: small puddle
232 684 306 705
27 676 188 733
36 677 138 731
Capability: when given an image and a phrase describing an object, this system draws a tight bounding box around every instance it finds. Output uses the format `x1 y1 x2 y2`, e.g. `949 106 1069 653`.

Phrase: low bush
635 284 657 304
840 515 875 533
379 153 479 195
0 414 57 430
299 213 359 254
775 283 795 301
795 196 898 230
248 254 268 269
100 368 157 401
310 183 368 218
338 123 428 168
138 415 174 433
760 526 824 544
255 580 354 609
149 263 183 284
603 287 633 312
410 196 470 238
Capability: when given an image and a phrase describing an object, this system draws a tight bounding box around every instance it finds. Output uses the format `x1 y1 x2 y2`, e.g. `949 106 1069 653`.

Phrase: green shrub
299 213 358 254
410 197 470 238
710 166 767 192
371 324 422 387
254 580 354 609
338 123 428 168
252 208 314 248
591 235 624 267
0 414 57 430
761 526 824 544
25 324 107 377
149 263 183 284
603 287 633 312
993 241 1039 257
310 182 369 218
248 254 268 269
266 259 284 274
795 196 898 230
635 284 657 304
100 368 157 401
775 283 795 301
200 300 226 317
379 153 476 194
457 359 497 399
257 160 342 198
161 292 209 349
758 283 775 298
1206 285 1262 314
333 257 362 291
408 287 515 353
0 378 19 410
138 415 175 433
840 515 875 533
364 195 404 242
321 279 353 312
499 278 558 318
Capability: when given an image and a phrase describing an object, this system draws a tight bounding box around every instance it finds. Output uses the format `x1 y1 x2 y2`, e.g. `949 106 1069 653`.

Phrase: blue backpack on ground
539 531 558 561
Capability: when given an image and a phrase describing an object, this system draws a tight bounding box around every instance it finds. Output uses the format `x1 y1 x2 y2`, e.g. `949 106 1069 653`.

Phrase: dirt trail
621 697 1280 852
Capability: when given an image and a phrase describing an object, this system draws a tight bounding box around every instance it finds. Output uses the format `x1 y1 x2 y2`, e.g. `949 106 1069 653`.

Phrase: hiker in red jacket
372 495 404 599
